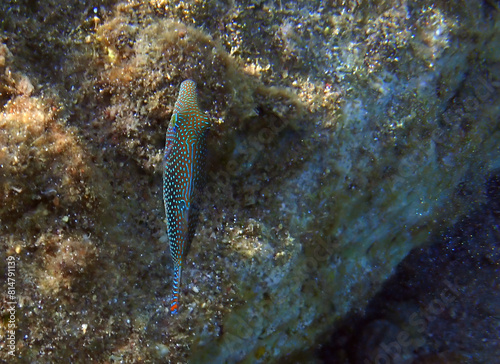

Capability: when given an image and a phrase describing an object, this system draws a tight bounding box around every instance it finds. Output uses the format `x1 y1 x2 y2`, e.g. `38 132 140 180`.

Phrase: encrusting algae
0 0 499 363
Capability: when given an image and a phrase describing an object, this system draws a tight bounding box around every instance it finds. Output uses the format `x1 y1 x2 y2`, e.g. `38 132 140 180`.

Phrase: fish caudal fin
170 265 182 314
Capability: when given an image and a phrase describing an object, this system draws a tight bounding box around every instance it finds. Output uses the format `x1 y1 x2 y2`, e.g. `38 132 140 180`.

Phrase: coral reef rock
0 0 499 363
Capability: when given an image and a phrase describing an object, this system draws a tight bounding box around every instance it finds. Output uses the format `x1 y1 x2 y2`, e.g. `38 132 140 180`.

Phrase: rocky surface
318 172 500 363
0 0 499 363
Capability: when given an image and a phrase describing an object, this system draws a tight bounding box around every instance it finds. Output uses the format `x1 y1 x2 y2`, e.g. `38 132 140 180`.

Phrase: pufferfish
163 80 210 314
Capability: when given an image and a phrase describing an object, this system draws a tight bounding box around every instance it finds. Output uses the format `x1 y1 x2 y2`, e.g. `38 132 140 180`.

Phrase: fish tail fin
170 264 182 314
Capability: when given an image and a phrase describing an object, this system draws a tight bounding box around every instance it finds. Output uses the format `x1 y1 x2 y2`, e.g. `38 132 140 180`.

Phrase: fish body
163 80 210 314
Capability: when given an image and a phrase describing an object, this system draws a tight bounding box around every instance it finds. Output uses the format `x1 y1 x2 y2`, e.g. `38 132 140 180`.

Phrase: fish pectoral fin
164 114 178 161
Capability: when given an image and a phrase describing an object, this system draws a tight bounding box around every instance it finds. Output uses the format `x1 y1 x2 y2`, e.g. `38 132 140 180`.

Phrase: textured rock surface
319 172 500 363
0 0 499 363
